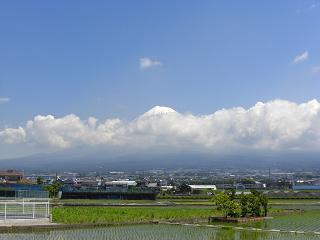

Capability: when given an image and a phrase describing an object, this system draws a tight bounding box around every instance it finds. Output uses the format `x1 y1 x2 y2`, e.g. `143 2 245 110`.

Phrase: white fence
0 201 50 221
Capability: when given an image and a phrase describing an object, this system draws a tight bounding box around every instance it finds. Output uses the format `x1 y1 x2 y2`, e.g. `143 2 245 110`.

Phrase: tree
239 194 250 217
44 181 62 198
239 191 269 217
213 191 269 218
213 192 230 211
251 190 269 217
240 194 261 217
259 194 269 217
240 178 255 184
225 200 241 218
228 189 236 200
177 183 191 194
36 176 44 185
212 192 240 218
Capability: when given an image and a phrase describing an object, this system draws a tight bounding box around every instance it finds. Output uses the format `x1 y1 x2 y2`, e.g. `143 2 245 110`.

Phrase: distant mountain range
0 148 319 172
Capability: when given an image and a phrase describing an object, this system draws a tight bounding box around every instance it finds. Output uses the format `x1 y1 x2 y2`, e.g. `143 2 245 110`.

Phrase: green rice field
52 206 217 224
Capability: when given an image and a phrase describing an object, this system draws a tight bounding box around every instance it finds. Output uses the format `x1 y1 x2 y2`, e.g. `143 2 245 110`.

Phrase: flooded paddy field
1 224 320 240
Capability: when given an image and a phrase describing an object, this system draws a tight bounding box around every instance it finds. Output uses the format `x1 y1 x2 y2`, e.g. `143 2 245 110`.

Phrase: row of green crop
52 205 286 225
52 206 219 224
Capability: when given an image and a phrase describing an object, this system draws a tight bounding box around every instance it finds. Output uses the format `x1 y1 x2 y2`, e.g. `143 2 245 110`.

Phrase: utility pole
268 168 271 182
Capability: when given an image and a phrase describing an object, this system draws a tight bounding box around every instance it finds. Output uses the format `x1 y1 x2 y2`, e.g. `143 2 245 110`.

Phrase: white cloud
0 127 25 144
140 57 162 69
2 99 320 155
0 97 10 104
312 66 320 73
292 51 309 64
24 114 123 148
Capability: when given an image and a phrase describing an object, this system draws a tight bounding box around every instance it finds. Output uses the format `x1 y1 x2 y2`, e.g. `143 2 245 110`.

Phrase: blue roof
0 183 44 191
292 185 320 190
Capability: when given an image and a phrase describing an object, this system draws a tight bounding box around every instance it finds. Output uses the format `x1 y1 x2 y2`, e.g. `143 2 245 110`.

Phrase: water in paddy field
241 209 320 233
1 224 319 240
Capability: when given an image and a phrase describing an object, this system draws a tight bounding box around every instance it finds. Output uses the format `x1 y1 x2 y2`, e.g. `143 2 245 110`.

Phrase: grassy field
52 206 219 224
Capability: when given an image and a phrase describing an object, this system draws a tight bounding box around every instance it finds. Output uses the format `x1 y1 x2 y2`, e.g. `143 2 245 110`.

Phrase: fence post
32 203 35 219
45 202 48 218
48 201 50 220
4 203 6 221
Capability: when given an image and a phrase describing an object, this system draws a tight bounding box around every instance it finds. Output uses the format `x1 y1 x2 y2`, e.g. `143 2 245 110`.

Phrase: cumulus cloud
292 51 309 64
0 97 10 104
24 114 124 148
0 127 25 144
140 57 162 69
1 100 320 155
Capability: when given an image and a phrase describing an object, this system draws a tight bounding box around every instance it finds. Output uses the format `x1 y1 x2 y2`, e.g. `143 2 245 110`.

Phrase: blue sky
0 0 319 126
1 1 320 160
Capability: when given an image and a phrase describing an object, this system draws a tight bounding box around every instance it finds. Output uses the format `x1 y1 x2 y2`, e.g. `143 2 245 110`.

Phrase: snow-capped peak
142 106 177 117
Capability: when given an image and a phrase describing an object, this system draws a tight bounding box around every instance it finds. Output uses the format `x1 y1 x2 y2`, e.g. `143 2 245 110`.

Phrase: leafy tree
44 181 62 198
251 190 269 217
166 187 175 195
240 194 261 217
225 199 241 218
212 192 230 217
213 191 269 218
177 183 191 194
251 195 262 217
239 191 269 217
259 194 269 217
240 178 255 184
36 176 44 185
212 192 240 218
228 189 236 200
250 189 260 196
239 194 249 217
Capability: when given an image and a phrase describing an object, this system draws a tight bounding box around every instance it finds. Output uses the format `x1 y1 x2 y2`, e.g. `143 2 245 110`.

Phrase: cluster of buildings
0 170 23 183
0 170 48 199
2 168 320 200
